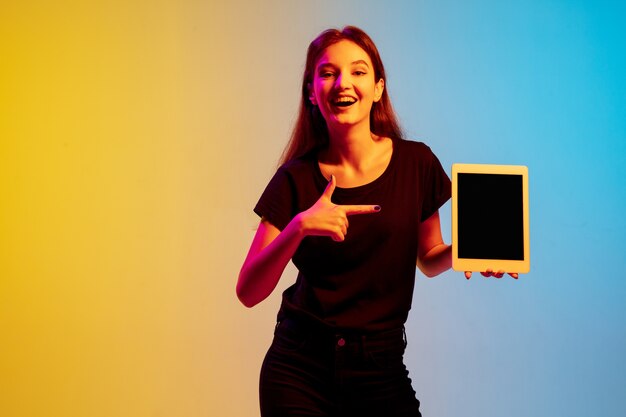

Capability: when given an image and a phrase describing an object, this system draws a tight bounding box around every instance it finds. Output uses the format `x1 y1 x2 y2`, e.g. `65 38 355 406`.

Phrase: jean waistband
277 317 407 348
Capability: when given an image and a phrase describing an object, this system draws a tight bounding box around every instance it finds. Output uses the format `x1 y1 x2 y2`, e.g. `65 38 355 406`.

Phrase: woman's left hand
464 270 519 280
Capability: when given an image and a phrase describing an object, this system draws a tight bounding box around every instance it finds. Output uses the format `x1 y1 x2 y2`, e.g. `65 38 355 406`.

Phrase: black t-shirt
254 138 451 332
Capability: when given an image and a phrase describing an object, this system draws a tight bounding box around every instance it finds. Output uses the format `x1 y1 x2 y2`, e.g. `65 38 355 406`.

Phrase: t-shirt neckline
313 137 398 195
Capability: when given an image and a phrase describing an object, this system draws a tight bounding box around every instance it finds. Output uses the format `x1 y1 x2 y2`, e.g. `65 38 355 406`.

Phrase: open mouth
333 97 357 107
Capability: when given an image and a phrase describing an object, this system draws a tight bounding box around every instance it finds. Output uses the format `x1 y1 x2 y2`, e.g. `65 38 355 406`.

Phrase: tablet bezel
451 163 530 274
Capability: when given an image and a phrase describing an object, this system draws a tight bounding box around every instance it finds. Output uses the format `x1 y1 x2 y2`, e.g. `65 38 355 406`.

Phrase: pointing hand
297 174 381 242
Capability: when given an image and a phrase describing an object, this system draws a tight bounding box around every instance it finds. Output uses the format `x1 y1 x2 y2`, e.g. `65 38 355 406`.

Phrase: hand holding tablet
464 270 519 279
451 164 530 280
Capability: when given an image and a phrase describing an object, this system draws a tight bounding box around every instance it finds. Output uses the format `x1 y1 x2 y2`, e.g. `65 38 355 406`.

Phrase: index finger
343 205 382 216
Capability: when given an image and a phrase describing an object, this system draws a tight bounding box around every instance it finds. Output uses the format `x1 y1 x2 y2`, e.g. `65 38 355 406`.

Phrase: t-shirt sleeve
253 167 295 231
420 146 452 222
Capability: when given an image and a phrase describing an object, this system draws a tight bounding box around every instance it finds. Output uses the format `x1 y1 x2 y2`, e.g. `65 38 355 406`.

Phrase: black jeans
260 318 422 417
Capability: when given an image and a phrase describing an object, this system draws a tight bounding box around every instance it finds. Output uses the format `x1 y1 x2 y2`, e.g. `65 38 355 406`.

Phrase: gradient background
1 1 625 416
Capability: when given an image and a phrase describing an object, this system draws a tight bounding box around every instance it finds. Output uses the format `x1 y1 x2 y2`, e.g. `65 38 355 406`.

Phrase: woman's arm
416 210 519 279
237 217 305 307
416 210 452 278
237 175 381 307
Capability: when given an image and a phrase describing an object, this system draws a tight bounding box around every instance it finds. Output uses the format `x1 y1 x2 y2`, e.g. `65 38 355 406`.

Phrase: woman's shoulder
276 150 318 177
393 137 437 158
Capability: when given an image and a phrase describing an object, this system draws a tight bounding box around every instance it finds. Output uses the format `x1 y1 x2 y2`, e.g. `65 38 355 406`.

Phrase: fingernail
374 205 381 211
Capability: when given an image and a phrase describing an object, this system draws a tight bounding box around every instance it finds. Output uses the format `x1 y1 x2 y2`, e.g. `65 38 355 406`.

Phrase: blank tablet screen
457 173 524 260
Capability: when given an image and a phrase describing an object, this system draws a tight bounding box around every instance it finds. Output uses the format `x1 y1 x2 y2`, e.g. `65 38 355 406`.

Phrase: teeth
334 97 356 104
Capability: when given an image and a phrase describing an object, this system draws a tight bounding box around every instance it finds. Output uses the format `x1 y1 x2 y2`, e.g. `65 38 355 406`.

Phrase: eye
319 71 335 79
354 70 366 76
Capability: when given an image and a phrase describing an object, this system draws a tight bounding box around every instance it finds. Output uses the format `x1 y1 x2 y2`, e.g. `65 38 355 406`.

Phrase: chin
331 115 365 127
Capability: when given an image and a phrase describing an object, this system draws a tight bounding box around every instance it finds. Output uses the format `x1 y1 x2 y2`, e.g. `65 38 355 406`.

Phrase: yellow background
1 1 307 415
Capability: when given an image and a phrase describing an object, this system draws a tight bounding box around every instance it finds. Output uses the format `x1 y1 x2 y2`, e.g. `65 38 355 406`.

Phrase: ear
373 78 385 102
307 83 317 106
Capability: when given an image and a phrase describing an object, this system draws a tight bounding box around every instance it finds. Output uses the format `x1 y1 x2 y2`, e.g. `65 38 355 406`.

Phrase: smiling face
308 40 385 133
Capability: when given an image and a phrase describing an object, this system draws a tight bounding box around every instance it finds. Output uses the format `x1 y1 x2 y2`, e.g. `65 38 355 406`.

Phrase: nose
335 71 351 89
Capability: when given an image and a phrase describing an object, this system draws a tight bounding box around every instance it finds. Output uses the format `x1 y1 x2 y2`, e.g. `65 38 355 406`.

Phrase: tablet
452 164 530 274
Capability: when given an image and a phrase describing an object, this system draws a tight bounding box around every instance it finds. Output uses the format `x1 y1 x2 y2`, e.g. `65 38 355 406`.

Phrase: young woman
237 26 512 417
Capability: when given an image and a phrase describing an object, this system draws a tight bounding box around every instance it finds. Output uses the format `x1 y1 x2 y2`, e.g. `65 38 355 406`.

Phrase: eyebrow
316 60 371 70
351 60 370 67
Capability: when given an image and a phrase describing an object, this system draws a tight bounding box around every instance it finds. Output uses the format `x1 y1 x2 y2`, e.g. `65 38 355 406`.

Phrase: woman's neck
324 124 378 171
318 126 392 188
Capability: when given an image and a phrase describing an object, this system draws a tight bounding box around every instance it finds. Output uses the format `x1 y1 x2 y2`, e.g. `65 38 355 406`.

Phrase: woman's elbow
416 258 444 278
236 288 257 308
416 244 452 278
417 264 438 278
236 279 258 308
236 268 265 308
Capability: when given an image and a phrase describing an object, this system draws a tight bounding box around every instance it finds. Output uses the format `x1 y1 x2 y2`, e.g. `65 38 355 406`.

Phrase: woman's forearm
417 243 452 278
237 215 305 307
237 176 376 307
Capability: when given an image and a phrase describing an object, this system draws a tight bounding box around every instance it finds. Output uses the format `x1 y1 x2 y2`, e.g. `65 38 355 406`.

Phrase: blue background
299 1 626 416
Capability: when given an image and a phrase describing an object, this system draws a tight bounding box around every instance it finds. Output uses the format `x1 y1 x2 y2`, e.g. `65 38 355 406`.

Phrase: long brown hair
279 26 404 165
